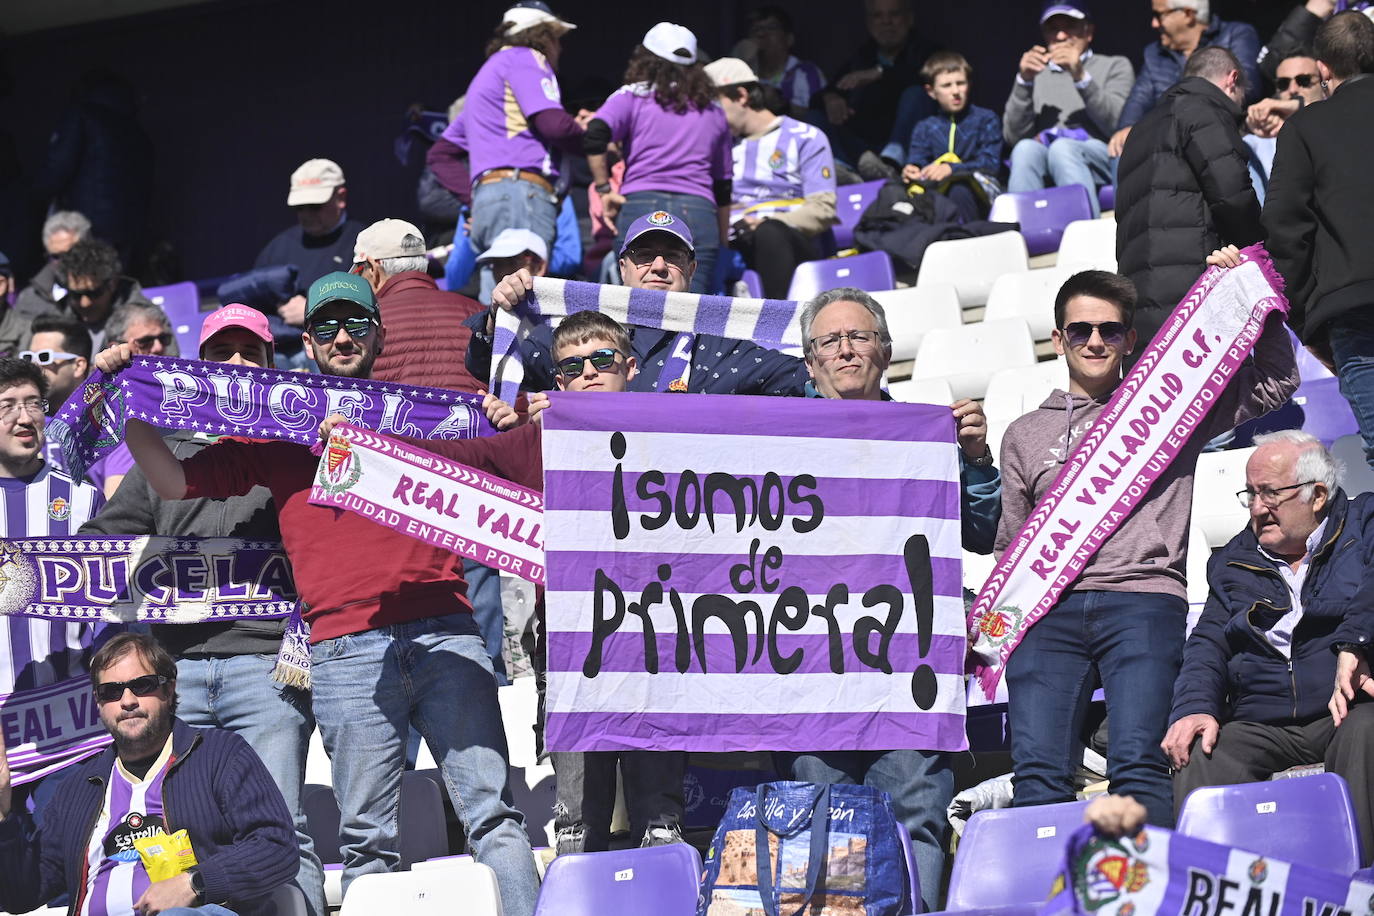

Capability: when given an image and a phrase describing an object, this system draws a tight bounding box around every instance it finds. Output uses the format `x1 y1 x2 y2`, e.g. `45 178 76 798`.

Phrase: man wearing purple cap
79 305 327 916
1005 2 1134 218
467 210 810 395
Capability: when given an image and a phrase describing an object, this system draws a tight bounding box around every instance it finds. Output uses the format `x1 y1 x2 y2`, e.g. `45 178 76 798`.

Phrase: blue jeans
615 191 721 295
1008 137 1113 218
310 613 539 916
1328 311 1374 469
879 85 937 165
464 559 508 686
176 654 324 916
470 175 559 304
548 750 686 853
776 750 952 912
1006 590 1185 829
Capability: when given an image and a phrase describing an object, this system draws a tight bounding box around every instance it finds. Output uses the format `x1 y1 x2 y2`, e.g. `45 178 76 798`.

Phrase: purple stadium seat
833 180 886 250
1293 377 1360 445
988 186 1094 256
945 800 1090 910
786 250 895 301
897 817 922 916
1288 326 1335 381
740 269 764 299
1098 185 1115 213
533 844 702 916
143 281 203 358
1176 772 1363 876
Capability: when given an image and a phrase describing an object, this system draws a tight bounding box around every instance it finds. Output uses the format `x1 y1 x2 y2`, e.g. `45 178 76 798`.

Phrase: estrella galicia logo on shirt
647 211 674 226
47 497 70 521
105 811 166 862
767 149 784 171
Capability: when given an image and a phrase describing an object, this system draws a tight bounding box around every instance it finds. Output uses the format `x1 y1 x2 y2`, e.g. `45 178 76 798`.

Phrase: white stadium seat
1056 217 1117 272
874 284 963 361
1192 447 1257 549
916 232 1029 307
983 267 1078 341
340 862 504 916
982 358 1069 456
888 377 954 405
911 319 1037 401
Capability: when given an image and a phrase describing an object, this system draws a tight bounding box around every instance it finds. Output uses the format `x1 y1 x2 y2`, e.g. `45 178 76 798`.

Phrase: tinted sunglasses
556 347 623 378
120 333 175 351
1275 74 1318 92
309 316 375 343
95 674 169 703
19 348 80 366
66 281 112 301
1060 321 1128 347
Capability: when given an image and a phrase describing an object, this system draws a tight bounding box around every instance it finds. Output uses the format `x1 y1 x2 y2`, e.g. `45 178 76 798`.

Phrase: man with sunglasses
106 302 178 359
96 272 543 916
1243 50 1326 202
995 267 1297 830
0 632 299 915
467 211 809 396
45 239 156 350
1163 431 1374 867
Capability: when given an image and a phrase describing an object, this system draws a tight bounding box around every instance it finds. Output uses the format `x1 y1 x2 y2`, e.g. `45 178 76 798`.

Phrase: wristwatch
187 867 206 904
966 446 995 467
594 182 613 194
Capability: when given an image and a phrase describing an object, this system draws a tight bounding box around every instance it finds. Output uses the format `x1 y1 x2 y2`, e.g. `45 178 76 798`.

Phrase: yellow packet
133 829 199 883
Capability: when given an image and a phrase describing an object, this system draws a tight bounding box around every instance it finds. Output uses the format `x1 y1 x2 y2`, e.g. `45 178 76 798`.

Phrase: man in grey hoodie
995 267 1297 829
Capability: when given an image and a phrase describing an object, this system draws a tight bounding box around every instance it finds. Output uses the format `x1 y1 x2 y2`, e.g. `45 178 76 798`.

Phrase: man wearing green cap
93 271 543 916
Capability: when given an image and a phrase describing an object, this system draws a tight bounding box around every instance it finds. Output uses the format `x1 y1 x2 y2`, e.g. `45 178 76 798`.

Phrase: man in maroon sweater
95 271 542 916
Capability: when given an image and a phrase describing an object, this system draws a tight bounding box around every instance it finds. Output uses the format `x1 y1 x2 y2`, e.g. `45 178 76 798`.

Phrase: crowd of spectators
2 0 1374 914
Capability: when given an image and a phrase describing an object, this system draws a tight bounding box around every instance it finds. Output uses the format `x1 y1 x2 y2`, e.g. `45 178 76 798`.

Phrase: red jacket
372 270 484 393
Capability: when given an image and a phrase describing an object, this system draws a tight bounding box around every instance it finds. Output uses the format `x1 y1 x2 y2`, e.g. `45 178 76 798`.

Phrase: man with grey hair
1108 0 1261 157
775 286 998 910
1164 429 1374 865
105 301 178 358
15 210 90 318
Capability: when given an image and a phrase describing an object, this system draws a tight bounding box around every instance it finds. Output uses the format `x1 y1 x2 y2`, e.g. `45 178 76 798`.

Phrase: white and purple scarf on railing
47 356 497 483
966 246 1290 700
489 277 805 404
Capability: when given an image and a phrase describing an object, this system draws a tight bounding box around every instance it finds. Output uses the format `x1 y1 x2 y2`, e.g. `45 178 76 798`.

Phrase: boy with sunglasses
993 265 1296 830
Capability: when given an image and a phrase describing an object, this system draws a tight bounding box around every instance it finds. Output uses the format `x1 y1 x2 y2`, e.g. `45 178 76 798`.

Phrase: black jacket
1116 77 1262 353
1263 76 1374 344
1170 489 1374 727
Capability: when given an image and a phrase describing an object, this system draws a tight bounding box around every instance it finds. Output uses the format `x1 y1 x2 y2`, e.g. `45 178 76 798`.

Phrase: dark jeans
1174 704 1374 866
1007 590 1186 828
615 191 721 295
1329 311 1374 470
734 219 819 299
548 750 686 853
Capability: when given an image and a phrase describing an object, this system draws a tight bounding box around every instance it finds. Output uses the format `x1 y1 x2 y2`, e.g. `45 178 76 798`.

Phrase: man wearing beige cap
254 157 367 332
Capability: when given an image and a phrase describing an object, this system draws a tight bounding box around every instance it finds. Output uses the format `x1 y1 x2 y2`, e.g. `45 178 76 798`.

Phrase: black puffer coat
1115 77 1262 356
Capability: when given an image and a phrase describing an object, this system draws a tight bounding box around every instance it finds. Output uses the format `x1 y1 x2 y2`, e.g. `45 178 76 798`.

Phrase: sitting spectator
707 57 838 299
477 228 548 292
901 52 1003 222
0 632 299 915
15 210 90 320
1163 431 1374 867
1258 0 1337 82
1244 49 1325 201
586 23 732 294
1109 0 1262 158
105 301 177 359
54 238 155 349
1005 1 1135 218
1116 47 1262 361
737 6 825 117
813 0 939 175
0 252 29 358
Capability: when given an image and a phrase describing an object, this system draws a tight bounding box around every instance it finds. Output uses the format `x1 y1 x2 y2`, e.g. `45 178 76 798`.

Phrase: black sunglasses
1061 321 1128 348
95 674 170 703
119 332 174 351
66 280 112 302
556 347 623 378
309 316 375 343
1275 74 1318 92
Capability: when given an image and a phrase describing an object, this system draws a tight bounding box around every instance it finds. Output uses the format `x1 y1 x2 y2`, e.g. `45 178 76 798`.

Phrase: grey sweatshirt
1002 52 1135 146
994 316 1299 600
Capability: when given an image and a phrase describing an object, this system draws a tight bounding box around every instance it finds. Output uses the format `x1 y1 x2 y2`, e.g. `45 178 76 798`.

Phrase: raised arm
92 345 188 500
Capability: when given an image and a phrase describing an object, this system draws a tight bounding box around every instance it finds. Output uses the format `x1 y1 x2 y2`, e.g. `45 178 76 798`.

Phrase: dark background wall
0 0 1293 284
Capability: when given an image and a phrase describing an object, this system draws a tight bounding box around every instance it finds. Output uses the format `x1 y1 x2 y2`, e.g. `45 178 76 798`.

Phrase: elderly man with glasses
1163 430 1374 867
771 286 999 911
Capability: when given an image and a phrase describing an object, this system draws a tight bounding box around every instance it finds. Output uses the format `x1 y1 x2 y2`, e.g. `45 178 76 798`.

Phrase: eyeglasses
19 349 80 366
309 316 376 343
95 674 170 704
1060 321 1128 348
1235 481 1317 509
808 330 881 356
0 397 48 418
116 332 174 352
1275 74 1318 92
66 281 112 302
556 347 624 378
623 247 692 271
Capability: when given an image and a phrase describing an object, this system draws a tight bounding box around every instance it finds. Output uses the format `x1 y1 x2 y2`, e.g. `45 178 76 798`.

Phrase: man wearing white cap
254 158 367 332
457 2 583 303
584 23 733 294
476 228 548 296
707 57 839 299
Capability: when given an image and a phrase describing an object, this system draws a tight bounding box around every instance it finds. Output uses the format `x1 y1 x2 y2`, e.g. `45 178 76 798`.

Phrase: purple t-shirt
594 83 732 201
456 46 565 184
731 116 836 216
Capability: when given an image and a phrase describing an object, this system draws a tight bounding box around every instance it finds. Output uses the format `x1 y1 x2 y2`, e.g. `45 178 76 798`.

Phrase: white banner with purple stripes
540 391 967 753
2 675 109 785
491 278 804 404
